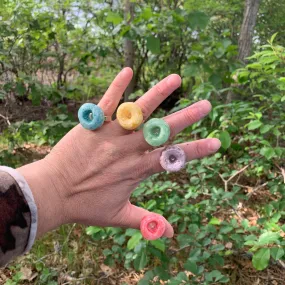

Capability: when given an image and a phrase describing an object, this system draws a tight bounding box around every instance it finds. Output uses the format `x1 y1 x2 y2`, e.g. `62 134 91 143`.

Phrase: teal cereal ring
78 103 105 130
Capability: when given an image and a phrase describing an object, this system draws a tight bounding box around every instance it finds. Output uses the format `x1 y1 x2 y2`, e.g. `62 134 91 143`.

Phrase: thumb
118 202 174 238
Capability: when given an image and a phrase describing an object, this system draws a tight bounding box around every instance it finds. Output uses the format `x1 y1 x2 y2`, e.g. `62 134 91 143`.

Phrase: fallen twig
274 163 285 184
0 113 11 126
206 165 249 192
246 182 268 198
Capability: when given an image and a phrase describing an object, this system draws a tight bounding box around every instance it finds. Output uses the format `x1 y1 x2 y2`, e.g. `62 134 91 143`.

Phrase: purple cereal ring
160 145 186 172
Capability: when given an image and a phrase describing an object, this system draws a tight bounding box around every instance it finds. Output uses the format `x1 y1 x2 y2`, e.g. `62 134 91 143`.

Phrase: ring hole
169 154 177 163
147 221 157 233
122 109 132 120
83 110 93 122
151 126 160 137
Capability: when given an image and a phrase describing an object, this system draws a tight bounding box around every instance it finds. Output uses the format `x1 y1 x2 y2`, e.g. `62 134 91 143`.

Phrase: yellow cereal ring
117 102 143 130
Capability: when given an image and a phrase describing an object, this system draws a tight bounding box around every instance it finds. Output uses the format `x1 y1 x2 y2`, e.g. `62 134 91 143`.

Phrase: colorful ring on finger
160 145 186 172
116 102 143 130
78 103 110 130
143 118 170 147
140 214 166 240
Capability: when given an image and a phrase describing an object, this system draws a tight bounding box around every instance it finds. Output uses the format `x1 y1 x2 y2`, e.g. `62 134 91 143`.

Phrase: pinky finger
144 138 221 174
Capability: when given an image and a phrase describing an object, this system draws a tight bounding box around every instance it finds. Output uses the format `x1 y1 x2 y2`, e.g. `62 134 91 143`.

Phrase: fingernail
209 139 221 152
120 67 128 77
167 74 181 92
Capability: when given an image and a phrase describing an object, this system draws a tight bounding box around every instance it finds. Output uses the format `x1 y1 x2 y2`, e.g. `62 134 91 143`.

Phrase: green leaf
211 244 225 252
183 63 200 76
209 217 221 225
252 248 270 271
146 36 160 54
106 12 123 25
134 250 148 270
127 232 142 250
138 270 154 285
184 260 199 274
150 240 165 252
271 247 284 260
247 63 262 69
188 11 209 29
260 147 276 160
209 254 225 266
260 124 273 134
146 199 156 210
219 131 231 149
86 226 102 235
257 232 280 246
205 270 227 282
168 272 188 285
270 32 278 44
177 234 193 247
168 214 180 223
141 7 152 20
247 120 262 130
220 226 233 234
15 82 26 96
244 240 258 246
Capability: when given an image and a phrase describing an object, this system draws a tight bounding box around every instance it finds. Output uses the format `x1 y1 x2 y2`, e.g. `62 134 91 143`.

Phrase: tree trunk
226 0 261 103
123 0 135 102
238 0 261 63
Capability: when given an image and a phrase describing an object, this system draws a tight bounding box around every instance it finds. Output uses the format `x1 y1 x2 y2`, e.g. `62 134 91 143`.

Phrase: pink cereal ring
140 214 166 240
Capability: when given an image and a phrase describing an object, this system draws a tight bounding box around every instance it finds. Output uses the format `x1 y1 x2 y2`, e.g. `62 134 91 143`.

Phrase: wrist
17 159 67 237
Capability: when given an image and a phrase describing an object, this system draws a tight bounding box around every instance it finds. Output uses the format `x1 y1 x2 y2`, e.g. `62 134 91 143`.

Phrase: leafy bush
0 105 76 168
85 38 285 284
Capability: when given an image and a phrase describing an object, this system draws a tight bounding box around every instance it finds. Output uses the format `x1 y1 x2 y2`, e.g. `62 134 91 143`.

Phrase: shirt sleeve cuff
0 166 38 252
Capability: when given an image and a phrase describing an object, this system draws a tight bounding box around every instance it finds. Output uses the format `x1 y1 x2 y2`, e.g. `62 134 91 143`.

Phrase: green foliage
0 105 76 167
84 37 285 283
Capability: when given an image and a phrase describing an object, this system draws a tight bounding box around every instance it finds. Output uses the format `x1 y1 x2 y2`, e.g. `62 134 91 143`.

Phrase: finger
165 100 212 136
98 67 133 116
143 138 221 174
130 100 212 151
118 203 174 238
134 74 181 120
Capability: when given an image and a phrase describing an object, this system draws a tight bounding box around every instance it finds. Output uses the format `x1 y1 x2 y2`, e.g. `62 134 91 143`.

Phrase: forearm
17 159 65 237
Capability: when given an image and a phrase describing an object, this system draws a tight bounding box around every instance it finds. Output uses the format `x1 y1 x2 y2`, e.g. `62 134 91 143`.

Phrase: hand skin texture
17 68 221 239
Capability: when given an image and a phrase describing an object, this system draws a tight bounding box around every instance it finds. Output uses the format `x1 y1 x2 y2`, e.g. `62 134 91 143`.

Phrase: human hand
17 68 221 238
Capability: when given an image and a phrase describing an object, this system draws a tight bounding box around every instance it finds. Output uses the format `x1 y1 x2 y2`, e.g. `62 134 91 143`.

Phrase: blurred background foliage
0 0 284 284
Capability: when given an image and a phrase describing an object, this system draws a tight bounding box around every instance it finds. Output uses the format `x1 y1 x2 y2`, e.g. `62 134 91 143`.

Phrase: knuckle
184 108 198 123
99 141 118 158
132 158 153 181
194 142 204 158
155 84 165 97
111 78 122 89
100 97 113 112
137 100 148 120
